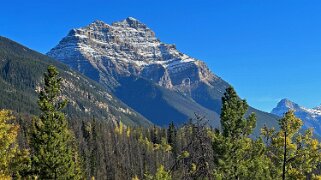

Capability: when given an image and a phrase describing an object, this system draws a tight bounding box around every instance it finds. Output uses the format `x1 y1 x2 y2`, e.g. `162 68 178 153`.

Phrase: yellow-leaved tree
262 111 321 179
0 109 32 179
0 110 18 179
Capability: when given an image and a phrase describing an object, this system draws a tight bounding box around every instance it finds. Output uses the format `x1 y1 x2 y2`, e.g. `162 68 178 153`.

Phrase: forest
1 65 321 180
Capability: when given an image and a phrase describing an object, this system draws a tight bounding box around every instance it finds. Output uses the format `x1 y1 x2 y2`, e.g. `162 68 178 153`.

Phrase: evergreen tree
167 121 177 156
89 118 98 177
151 125 160 144
220 87 256 138
212 87 271 179
30 65 83 179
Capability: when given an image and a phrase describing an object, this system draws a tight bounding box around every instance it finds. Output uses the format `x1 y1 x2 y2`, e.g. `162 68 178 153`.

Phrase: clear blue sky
1 0 321 112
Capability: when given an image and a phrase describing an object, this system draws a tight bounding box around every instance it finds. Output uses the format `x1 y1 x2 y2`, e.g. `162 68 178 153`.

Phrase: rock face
272 99 321 136
47 17 220 92
48 17 278 131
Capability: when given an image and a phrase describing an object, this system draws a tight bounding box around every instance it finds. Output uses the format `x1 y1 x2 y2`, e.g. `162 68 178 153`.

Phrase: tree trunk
282 131 287 180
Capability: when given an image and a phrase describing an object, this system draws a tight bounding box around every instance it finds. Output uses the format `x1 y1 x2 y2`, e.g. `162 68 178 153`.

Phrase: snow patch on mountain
271 98 321 136
47 17 217 90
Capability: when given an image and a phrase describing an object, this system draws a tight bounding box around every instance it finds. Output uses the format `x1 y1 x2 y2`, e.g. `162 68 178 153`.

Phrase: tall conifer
213 87 270 179
30 65 83 179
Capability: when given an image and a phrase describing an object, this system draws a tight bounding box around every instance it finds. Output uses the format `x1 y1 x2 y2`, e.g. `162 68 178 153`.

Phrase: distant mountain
271 98 321 136
0 36 152 126
47 17 278 133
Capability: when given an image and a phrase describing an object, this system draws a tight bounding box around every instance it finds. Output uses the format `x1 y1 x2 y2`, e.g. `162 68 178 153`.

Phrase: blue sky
1 0 321 112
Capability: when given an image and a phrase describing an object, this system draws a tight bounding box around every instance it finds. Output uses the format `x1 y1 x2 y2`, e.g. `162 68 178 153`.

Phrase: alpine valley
2 15 321 180
47 17 279 134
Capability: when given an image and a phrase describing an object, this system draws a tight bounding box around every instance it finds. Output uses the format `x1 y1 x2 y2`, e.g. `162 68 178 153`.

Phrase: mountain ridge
271 98 321 136
47 18 220 91
47 17 279 133
0 36 152 126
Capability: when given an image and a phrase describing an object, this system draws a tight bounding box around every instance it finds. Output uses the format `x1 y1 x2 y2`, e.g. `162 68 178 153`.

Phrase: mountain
47 18 220 91
0 36 152 126
47 17 279 133
271 98 321 136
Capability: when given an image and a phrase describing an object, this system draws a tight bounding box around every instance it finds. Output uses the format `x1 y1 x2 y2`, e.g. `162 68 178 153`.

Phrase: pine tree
220 87 256 138
212 87 271 179
30 65 83 179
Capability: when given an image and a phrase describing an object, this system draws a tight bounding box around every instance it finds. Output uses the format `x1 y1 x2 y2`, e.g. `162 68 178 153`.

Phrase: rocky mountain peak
271 99 321 136
91 19 107 25
313 105 321 111
112 17 148 30
278 98 299 109
271 98 300 116
47 17 219 90
46 18 278 133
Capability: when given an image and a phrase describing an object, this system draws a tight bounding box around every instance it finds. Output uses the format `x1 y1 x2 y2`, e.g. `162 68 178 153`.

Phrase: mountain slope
114 76 220 127
47 17 278 132
271 99 321 136
0 36 152 126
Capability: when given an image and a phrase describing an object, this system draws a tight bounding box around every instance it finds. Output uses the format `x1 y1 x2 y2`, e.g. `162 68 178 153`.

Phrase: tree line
1 65 321 179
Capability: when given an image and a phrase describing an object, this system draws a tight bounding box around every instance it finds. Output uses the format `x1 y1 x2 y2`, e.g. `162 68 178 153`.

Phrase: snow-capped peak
271 98 301 117
91 19 106 25
47 17 199 69
276 98 300 110
271 99 321 136
272 99 321 117
313 105 321 111
112 17 149 30
47 17 218 91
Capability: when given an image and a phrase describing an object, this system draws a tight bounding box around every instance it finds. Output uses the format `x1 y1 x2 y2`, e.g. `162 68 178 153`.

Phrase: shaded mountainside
0 36 152 126
272 98 321 137
47 17 279 133
115 76 220 127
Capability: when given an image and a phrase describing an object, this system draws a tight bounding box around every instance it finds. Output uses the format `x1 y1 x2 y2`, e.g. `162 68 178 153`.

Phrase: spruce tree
167 121 177 156
30 65 83 179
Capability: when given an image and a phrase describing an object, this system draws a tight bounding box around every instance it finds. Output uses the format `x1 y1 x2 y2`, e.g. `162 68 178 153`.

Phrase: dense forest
1 65 321 180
